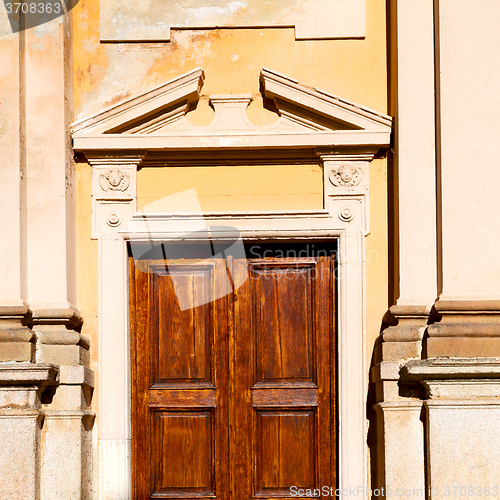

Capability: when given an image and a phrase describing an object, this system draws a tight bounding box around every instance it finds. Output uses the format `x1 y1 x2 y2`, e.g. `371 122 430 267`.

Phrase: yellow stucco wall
73 0 389 448
137 165 324 213
71 0 387 120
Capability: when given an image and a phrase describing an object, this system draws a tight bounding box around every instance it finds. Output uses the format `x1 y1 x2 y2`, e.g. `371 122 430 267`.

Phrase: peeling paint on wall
99 0 365 41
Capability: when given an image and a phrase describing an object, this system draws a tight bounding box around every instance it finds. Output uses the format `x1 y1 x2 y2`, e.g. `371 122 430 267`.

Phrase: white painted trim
88 156 374 500
72 68 391 149
74 130 390 152
95 209 368 499
261 68 392 131
72 68 205 136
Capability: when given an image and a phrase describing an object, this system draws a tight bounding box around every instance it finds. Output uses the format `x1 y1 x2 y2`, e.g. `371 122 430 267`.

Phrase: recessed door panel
155 267 212 384
252 263 314 382
256 410 316 496
152 411 214 495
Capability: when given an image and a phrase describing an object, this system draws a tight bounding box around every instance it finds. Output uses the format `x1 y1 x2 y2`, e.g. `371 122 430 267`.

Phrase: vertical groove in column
433 0 443 298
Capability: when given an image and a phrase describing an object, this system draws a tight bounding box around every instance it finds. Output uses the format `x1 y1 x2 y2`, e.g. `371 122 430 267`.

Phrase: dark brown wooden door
130 243 336 500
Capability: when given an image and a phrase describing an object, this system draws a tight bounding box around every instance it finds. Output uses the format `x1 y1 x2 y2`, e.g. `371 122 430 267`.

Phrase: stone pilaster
372 305 430 495
0 364 58 499
403 359 500 497
41 366 94 500
87 154 144 499
374 401 426 497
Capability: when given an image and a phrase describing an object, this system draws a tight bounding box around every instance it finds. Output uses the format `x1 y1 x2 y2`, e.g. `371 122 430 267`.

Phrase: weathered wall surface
72 0 390 352
1 0 499 496
375 0 500 496
0 7 94 498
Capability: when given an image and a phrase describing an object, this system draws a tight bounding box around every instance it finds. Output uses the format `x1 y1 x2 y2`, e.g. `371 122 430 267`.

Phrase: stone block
375 380 399 402
37 344 90 366
0 325 35 362
425 337 500 357
426 401 500 497
375 401 425 495
380 341 422 361
41 413 93 500
0 409 42 499
0 386 38 408
58 365 94 387
0 341 35 362
49 384 90 411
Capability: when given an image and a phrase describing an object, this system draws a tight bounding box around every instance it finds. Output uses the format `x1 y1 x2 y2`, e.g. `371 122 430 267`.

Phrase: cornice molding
72 68 391 154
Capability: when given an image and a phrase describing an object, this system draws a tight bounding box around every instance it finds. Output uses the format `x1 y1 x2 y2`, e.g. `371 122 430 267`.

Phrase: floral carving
329 165 363 187
99 169 131 192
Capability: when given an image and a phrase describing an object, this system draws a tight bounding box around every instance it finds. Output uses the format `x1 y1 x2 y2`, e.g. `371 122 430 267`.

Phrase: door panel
131 257 229 500
130 244 336 500
155 267 212 383
256 410 316 495
231 253 334 499
253 263 314 382
152 411 213 493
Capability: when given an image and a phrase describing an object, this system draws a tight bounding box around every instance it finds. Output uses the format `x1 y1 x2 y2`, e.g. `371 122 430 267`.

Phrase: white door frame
90 160 370 499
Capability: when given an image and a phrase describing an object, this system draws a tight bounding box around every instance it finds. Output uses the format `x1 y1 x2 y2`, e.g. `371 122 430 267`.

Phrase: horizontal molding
0 328 34 343
43 410 95 420
402 358 500 381
390 304 432 318
435 300 500 313
428 324 500 337
382 326 423 342
37 331 90 349
252 388 318 407
0 305 30 317
425 400 500 408
149 389 216 408
31 306 83 329
74 130 391 152
0 363 58 385
374 400 424 411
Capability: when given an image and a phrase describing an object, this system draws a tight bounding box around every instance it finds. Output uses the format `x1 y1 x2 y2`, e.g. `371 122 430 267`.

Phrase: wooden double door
130 243 336 499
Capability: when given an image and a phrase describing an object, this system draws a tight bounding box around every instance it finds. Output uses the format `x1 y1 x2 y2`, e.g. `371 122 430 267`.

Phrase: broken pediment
71 67 391 152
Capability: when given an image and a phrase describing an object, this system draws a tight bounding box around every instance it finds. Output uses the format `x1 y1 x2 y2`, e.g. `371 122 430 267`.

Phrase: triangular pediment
71 68 206 136
260 68 391 132
72 67 391 139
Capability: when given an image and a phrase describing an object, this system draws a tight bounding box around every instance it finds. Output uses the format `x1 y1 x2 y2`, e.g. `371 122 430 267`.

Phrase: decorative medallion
99 169 131 192
329 165 363 187
106 211 122 227
338 207 355 222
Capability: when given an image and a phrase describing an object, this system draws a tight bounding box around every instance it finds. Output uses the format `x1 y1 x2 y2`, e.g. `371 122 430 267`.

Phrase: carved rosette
98 169 131 192
329 165 363 187
338 207 355 222
106 212 122 227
